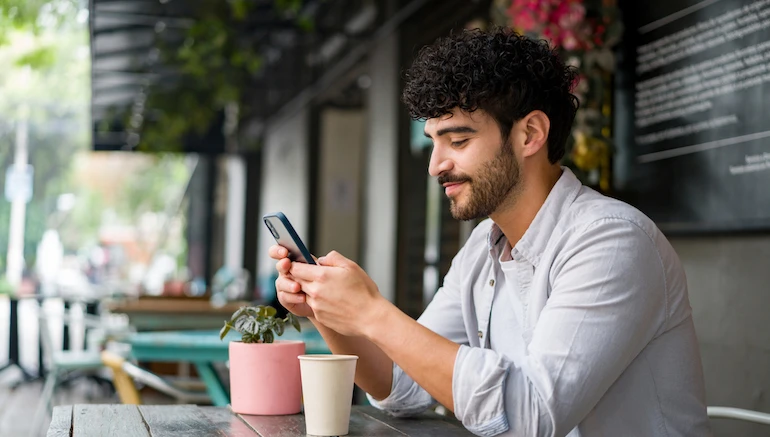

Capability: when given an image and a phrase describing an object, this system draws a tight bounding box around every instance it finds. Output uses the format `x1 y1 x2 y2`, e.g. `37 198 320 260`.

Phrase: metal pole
6 115 29 287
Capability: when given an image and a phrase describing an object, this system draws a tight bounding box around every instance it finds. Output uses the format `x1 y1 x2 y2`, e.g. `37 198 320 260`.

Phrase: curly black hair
402 28 579 164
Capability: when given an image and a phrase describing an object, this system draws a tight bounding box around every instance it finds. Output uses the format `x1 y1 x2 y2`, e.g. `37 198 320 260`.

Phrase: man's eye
450 139 468 147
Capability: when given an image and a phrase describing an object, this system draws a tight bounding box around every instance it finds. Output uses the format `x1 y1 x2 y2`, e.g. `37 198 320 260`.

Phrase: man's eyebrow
423 125 477 139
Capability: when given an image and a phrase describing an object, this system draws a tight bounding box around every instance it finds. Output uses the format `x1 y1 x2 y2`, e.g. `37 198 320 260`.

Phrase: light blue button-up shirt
368 168 712 437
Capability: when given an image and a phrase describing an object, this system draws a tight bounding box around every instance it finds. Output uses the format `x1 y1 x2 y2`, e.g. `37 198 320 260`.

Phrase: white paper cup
298 354 358 436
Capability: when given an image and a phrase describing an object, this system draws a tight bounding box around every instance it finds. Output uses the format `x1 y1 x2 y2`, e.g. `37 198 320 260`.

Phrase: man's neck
490 165 562 247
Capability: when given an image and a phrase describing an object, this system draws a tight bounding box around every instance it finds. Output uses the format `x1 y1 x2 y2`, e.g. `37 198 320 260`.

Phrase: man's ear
520 110 550 158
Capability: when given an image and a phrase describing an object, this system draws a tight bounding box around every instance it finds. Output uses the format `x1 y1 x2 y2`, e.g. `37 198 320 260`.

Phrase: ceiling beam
95 11 196 29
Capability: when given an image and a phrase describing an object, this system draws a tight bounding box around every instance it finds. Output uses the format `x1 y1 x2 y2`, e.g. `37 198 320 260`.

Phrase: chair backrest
37 307 56 370
708 406 770 426
37 302 96 365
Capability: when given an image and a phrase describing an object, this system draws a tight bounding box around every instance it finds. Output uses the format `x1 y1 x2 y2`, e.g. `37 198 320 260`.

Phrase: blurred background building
2 0 770 436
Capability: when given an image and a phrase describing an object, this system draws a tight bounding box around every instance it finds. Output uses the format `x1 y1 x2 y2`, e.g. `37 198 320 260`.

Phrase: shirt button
478 331 483 338
489 279 495 286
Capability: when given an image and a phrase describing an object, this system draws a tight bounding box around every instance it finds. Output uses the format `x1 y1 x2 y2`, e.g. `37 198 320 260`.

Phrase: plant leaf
223 306 286 342
256 305 269 321
244 307 260 320
228 306 248 325
287 313 301 332
219 322 232 340
234 314 257 335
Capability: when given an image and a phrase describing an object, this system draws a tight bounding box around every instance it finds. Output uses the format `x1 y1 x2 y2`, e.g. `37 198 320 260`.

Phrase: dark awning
90 0 381 153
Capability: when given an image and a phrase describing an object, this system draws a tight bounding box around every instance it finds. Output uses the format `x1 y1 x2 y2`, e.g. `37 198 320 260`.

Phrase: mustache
437 173 471 185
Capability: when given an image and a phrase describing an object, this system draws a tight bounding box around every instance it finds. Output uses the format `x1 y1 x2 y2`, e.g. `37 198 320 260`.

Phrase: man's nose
428 145 452 177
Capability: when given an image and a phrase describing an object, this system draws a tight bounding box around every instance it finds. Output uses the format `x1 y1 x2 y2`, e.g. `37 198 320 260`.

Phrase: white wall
257 109 310 300
317 109 366 261
224 155 246 272
363 32 399 303
671 235 770 436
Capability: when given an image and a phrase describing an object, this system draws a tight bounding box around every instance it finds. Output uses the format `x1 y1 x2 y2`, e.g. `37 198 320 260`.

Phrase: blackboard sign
615 0 770 232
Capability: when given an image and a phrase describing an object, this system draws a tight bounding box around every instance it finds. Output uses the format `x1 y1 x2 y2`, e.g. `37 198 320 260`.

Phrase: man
270 28 711 436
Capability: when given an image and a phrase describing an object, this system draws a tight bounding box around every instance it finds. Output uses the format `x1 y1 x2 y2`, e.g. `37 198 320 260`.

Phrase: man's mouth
443 181 465 196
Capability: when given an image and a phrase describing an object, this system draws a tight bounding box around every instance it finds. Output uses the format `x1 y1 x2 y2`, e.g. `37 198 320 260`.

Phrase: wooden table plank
199 407 258 437
138 405 222 437
348 410 408 436
360 406 474 436
238 408 407 437
72 405 150 437
47 406 73 437
237 414 304 437
59 405 476 437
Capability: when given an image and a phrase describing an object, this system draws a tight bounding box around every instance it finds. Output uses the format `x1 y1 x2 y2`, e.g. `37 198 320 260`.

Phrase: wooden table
48 404 475 436
106 297 251 331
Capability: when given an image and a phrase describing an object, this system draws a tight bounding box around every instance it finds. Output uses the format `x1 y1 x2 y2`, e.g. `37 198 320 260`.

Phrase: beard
437 141 521 221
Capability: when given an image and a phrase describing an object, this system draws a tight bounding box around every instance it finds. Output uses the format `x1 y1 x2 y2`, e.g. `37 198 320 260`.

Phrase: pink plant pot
229 340 305 415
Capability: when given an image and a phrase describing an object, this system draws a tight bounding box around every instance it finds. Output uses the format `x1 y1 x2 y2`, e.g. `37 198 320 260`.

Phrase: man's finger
276 258 292 274
278 290 307 305
268 245 289 260
290 261 324 281
275 276 300 294
292 275 309 289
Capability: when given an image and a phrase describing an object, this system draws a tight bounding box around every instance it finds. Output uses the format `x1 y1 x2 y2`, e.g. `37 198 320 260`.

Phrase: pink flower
515 11 539 32
560 30 580 50
507 0 551 32
554 2 585 29
506 0 608 52
543 25 554 40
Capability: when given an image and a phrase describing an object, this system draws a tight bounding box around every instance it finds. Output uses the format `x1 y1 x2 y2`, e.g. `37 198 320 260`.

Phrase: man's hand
289 251 390 337
271 246 395 399
273 246 455 407
269 244 315 318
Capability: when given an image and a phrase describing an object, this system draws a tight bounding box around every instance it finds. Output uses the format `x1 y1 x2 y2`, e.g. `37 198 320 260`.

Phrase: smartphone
263 212 316 264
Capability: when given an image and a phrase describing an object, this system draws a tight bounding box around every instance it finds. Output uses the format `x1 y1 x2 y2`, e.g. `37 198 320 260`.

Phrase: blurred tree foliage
0 0 192 275
134 0 264 153
129 0 313 153
0 0 83 66
0 0 90 271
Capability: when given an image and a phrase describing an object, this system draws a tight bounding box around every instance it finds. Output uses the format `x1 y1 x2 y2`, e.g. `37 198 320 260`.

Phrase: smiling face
425 108 523 221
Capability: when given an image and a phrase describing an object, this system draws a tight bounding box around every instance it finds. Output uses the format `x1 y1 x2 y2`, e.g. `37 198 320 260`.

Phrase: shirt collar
486 167 582 266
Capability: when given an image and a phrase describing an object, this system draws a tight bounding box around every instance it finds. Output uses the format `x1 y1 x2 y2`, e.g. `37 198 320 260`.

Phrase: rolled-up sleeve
366 362 436 416
450 218 668 437
453 346 512 435
367 241 471 416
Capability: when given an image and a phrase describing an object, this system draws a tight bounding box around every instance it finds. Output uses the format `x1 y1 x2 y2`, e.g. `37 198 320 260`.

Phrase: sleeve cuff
465 414 509 437
366 362 435 417
453 345 510 436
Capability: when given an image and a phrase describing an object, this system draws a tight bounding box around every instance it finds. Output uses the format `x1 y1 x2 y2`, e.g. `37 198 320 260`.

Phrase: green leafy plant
121 0 315 153
220 305 301 344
